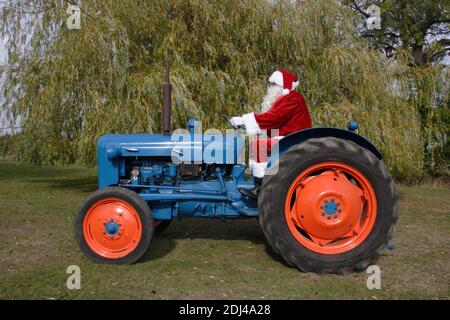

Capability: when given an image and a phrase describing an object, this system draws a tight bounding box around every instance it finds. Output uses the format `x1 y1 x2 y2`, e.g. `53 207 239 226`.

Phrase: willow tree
341 0 450 176
0 0 447 181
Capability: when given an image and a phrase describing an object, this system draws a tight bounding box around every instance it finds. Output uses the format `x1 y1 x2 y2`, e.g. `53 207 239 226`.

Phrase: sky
0 1 4 63
0 2 5 122
0 40 5 62
0 40 8 135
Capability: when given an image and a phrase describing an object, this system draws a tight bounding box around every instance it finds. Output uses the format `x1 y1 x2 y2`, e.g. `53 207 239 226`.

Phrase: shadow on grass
140 237 178 262
26 175 98 194
0 161 94 180
139 217 269 263
43 176 98 193
264 244 293 268
139 218 295 269
166 218 265 242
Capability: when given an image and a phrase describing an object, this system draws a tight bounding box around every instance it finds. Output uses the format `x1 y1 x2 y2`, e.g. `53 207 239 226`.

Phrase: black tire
259 137 398 274
154 220 172 235
75 186 154 264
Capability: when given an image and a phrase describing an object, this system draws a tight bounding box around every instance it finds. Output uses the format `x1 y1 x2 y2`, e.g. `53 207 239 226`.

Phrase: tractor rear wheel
75 186 154 264
259 137 398 274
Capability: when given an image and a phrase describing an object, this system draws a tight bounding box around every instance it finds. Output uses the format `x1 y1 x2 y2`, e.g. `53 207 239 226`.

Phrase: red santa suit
242 89 312 137
241 68 312 178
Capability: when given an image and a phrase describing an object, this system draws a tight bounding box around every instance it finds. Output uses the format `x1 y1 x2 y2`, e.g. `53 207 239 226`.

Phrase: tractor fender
272 127 382 161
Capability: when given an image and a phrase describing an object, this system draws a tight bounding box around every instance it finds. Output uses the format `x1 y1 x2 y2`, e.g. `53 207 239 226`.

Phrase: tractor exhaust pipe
162 60 172 135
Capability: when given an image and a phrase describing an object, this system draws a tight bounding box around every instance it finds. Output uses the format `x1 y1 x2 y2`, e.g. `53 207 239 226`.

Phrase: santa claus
230 68 312 198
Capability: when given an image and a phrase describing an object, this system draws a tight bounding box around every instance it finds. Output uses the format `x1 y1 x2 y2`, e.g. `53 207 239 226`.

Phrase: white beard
261 85 284 112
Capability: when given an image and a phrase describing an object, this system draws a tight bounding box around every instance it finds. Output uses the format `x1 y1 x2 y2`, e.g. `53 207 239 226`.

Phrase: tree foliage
0 0 448 181
342 0 450 65
342 0 450 175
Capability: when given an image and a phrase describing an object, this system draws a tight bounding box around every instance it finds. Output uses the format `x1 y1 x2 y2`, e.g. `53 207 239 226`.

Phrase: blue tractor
75 63 398 274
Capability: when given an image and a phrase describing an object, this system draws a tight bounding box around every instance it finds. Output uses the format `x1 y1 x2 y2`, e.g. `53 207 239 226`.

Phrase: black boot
239 177 262 199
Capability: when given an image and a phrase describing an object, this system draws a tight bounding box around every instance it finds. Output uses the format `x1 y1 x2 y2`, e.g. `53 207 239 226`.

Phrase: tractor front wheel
75 187 154 264
259 137 398 274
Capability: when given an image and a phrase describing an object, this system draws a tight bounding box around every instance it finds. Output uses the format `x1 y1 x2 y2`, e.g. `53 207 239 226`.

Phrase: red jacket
242 90 312 137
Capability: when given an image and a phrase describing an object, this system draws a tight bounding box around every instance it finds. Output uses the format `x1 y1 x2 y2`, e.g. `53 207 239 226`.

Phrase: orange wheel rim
82 198 142 259
284 162 377 254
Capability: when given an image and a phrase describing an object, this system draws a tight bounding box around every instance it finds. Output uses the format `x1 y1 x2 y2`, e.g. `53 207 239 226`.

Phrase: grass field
0 160 449 299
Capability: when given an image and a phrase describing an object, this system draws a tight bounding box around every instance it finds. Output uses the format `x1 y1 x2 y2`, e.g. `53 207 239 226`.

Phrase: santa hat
268 68 299 95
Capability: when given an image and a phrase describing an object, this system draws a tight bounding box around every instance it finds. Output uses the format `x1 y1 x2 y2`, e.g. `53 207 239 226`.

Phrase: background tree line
0 0 448 182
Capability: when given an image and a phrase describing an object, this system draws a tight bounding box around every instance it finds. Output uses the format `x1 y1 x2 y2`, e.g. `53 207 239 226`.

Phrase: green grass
0 160 449 299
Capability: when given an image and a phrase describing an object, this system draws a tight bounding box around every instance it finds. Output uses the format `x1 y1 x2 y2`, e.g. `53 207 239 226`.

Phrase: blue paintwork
384 241 394 250
98 132 245 187
323 199 337 215
119 167 256 219
96 120 382 221
187 118 200 134
347 121 359 132
98 134 175 187
105 220 119 236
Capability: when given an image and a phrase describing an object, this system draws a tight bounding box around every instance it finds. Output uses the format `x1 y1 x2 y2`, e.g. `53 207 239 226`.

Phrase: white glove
230 116 244 128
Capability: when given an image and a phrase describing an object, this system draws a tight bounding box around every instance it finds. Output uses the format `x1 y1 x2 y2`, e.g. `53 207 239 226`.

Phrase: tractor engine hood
99 134 185 160
97 133 245 187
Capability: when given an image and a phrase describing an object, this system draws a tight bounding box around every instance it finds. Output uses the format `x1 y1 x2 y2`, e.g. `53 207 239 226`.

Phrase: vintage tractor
75 62 398 274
